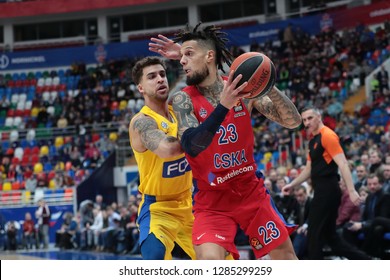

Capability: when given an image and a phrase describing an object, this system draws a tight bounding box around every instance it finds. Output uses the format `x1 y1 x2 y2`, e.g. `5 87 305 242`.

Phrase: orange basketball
230 52 276 99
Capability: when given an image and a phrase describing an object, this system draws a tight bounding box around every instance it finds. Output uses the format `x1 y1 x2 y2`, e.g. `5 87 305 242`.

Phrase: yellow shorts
137 189 195 260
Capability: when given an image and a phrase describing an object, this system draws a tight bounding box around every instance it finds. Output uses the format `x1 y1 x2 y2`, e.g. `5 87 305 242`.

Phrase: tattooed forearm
254 87 301 129
172 91 200 138
133 117 166 151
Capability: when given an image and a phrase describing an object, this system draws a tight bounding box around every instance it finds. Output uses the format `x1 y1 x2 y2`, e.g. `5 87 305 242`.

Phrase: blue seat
2 141 10 151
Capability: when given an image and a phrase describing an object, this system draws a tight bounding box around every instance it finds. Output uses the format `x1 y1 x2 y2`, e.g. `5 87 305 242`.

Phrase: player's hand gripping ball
230 52 276 99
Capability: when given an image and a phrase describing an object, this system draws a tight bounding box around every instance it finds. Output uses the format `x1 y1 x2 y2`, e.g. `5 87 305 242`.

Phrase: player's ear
137 84 144 94
206 50 215 62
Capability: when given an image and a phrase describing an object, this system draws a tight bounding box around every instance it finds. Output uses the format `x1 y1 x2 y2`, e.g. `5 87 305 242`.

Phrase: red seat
12 181 21 190
31 146 40 155
30 154 39 165
11 157 20 165
7 109 15 117
47 170 56 180
24 147 31 156
21 155 30 166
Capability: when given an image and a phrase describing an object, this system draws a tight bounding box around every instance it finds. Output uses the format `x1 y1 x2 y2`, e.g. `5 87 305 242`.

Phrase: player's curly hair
173 22 233 72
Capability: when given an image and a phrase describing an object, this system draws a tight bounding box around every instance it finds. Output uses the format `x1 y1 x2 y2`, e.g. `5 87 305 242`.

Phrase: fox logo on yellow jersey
163 157 191 178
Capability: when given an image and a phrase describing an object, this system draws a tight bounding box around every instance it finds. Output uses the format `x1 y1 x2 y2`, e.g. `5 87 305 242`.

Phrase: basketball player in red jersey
149 23 301 260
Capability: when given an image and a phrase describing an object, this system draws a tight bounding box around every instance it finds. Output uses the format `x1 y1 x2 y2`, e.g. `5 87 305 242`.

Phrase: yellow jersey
131 105 192 196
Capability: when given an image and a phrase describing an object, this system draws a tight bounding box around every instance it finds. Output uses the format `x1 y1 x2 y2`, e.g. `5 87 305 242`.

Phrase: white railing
0 188 76 209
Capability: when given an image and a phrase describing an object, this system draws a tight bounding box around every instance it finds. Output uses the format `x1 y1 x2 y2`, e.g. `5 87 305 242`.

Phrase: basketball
230 52 276 99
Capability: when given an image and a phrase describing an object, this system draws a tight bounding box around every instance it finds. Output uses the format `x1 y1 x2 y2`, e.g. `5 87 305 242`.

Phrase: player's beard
186 66 209 85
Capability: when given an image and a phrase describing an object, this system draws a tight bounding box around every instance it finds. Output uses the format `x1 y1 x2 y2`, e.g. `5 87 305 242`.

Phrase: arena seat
64 188 74 199
31 154 40 165
2 182 12 191
5 117 14 128
11 181 21 190
9 130 19 142
31 146 40 155
13 116 22 128
47 170 56 181
14 147 24 160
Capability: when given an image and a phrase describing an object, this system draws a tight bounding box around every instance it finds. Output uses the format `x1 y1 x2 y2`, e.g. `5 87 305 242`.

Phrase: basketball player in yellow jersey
129 56 195 260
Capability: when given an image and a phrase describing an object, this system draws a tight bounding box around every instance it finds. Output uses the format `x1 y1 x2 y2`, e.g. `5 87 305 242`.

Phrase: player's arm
130 115 183 158
250 86 301 129
172 73 249 157
172 90 231 157
172 90 224 157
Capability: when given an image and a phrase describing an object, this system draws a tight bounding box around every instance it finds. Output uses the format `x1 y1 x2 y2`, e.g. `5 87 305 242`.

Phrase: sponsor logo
234 112 246 118
196 233 206 240
234 102 243 112
161 121 168 129
215 165 254 184
199 107 208 118
94 44 107 63
250 237 263 250
215 234 226 240
0 54 10 69
162 157 191 178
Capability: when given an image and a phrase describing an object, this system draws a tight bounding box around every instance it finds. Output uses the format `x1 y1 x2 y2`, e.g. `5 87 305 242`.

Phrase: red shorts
192 178 296 259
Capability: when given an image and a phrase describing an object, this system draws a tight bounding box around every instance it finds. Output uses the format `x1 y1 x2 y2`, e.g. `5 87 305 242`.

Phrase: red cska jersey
182 84 257 191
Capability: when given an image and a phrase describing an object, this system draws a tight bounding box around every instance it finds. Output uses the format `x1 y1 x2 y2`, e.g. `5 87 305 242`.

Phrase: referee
283 106 371 260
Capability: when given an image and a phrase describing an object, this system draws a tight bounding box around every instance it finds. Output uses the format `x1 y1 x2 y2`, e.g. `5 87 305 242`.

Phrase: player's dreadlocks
173 22 233 73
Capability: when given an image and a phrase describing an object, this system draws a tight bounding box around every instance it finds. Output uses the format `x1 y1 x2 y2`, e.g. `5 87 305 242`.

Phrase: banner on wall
1 1 388 72
0 40 152 71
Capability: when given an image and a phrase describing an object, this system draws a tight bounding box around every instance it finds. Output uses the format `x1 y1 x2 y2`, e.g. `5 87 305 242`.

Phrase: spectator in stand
273 176 298 224
57 113 68 130
36 173 48 188
69 146 82 171
25 172 37 192
291 185 311 259
35 199 50 249
56 212 75 249
79 199 94 249
380 163 390 194
54 171 65 188
360 153 370 170
343 174 390 250
5 220 20 251
88 150 102 170
376 65 389 94
84 143 100 160
22 212 36 250
368 149 384 175
36 106 49 126
336 179 361 231
94 194 106 210
354 164 368 192
89 207 104 249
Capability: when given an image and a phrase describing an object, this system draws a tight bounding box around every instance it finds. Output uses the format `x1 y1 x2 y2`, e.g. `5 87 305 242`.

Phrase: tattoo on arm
253 87 301 129
172 91 199 139
133 117 167 151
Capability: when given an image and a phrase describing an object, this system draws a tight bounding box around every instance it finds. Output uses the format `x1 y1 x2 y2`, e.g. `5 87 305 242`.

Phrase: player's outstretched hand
149 35 181 60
